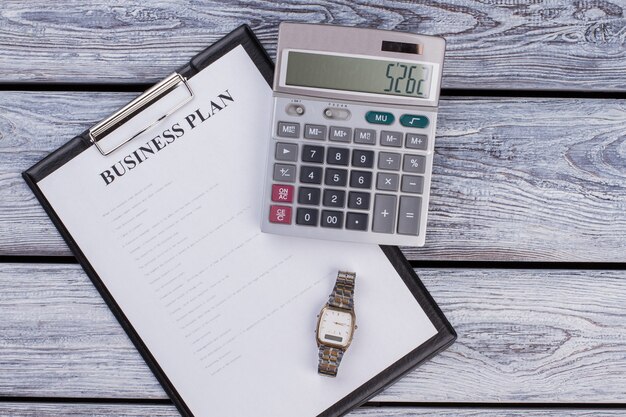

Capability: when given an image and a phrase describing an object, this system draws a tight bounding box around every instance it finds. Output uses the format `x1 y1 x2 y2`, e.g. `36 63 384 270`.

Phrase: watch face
317 307 354 348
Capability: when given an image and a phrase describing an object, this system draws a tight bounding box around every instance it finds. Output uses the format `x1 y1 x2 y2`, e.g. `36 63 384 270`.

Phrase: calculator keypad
264 97 435 246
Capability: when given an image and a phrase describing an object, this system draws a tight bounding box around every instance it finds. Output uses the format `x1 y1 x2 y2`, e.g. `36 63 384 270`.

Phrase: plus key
372 194 397 234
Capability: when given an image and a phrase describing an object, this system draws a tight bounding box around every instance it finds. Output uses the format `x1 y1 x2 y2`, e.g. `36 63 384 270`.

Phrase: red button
269 205 292 224
271 184 294 203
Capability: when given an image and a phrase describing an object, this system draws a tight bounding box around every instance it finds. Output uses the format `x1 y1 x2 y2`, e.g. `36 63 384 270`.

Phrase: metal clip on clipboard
88 73 194 156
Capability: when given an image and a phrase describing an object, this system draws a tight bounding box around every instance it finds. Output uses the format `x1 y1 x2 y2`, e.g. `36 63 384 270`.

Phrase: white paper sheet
38 45 437 417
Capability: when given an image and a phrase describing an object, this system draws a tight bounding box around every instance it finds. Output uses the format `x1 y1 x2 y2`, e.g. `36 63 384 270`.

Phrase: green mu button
400 114 429 128
365 111 395 125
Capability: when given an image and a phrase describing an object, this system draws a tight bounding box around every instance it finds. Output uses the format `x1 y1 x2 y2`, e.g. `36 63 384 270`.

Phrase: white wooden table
1 1 625 416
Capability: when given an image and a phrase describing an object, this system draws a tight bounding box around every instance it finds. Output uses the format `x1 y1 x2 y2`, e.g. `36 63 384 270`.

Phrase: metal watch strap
328 271 356 310
318 271 356 377
318 345 345 377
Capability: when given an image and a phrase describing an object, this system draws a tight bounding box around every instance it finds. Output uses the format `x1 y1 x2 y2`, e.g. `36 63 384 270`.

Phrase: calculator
261 23 445 246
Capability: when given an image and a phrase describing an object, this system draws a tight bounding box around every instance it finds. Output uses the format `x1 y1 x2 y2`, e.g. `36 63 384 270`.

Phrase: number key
323 189 346 208
348 191 370 210
296 208 319 226
350 170 372 189
321 210 344 228
326 147 349 165
325 168 348 186
352 149 374 168
301 145 324 163
300 166 323 184
376 172 399 191
298 187 321 205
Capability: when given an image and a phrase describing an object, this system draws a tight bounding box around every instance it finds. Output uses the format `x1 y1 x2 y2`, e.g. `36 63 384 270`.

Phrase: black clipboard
23 24 455 417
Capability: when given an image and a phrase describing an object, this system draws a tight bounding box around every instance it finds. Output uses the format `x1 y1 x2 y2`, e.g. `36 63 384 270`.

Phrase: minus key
401 175 424 194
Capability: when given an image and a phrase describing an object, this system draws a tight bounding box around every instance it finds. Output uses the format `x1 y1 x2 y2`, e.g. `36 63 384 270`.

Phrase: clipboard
23 24 455 417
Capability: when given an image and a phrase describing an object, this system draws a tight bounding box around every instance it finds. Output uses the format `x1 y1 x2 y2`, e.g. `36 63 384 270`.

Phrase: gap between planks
0 401 625 417
1 83 626 101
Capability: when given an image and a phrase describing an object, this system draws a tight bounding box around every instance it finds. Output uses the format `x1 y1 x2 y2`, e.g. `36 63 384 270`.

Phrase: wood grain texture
2 91 625 261
0 403 624 417
0 0 625 90
1 264 625 403
0 92 137 256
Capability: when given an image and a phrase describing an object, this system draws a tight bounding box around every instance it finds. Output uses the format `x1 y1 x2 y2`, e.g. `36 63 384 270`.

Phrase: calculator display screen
285 51 432 99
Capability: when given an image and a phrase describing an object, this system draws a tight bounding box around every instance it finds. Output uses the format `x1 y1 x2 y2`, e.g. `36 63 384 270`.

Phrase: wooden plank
0 92 136 256
2 91 625 261
0 403 624 417
0 1 625 90
1 264 625 403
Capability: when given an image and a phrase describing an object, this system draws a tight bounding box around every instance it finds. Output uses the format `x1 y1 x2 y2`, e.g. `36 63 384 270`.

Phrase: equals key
397 196 422 235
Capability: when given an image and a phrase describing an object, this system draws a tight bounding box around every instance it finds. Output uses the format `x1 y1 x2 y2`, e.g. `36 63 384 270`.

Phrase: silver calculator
261 23 445 246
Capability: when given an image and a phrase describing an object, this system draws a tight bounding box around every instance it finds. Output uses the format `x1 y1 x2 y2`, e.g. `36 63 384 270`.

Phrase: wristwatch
316 271 357 377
